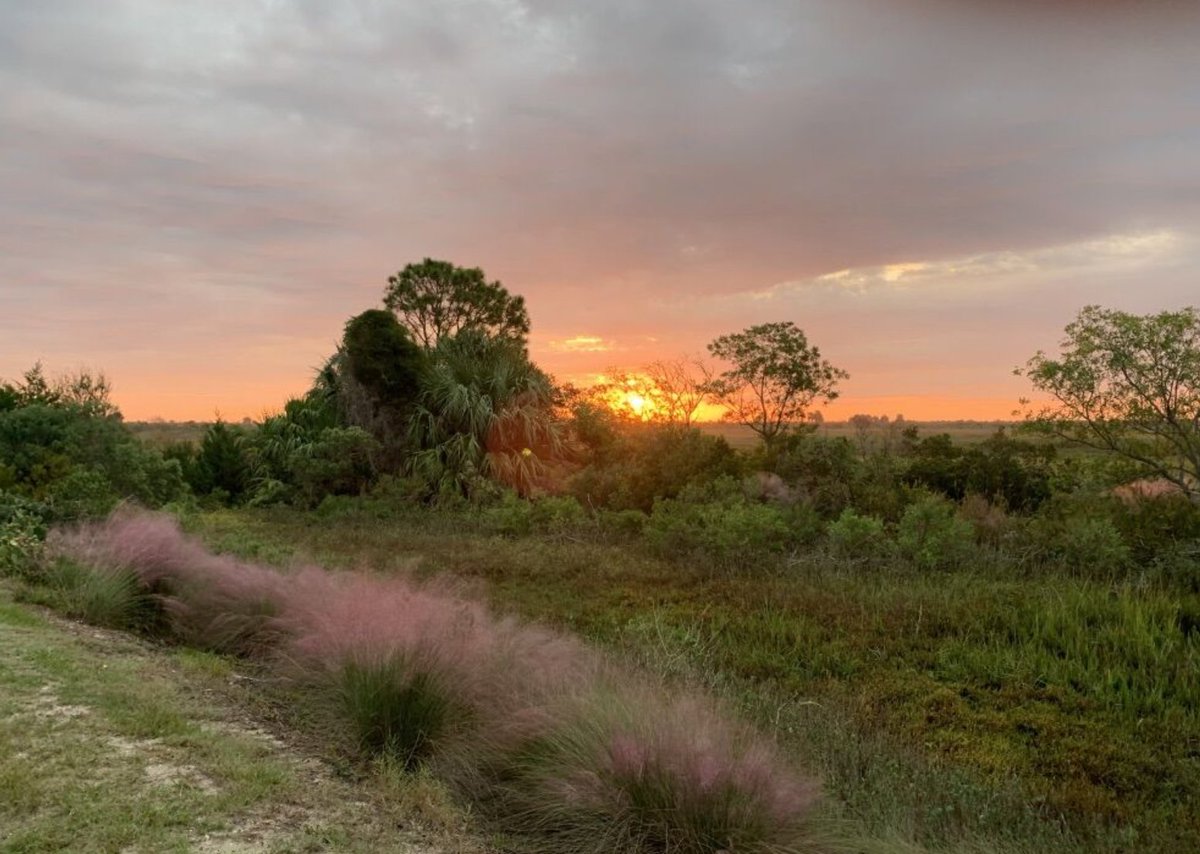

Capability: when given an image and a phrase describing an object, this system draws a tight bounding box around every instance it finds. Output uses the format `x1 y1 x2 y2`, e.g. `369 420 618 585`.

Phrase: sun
625 392 647 416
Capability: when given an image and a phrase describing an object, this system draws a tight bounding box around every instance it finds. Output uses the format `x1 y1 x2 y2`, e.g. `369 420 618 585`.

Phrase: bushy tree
0 366 184 517
383 258 530 348
708 322 847 447
341 310 424 406
408 330 562 496
1021 305 1200 501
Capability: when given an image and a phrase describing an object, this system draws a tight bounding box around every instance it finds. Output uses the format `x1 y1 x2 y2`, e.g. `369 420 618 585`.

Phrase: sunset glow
1 3 1197 422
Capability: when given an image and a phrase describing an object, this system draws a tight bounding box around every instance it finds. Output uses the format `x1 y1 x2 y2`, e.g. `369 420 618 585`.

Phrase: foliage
825 508 894 562
570 424 741 512
0 494 46 577
645 489 797 568
187 420 253 503
0 369 186 518
408 330 563 497
383 258 531 348
1021 305 1200 500
483 492 586 537
707 322 847 447
341 309 425 408
903 429 1055 511
896 492 976 569
287 427 379 506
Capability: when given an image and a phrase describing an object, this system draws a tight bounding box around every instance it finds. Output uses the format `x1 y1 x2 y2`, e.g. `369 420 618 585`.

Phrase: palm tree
407 331 563 496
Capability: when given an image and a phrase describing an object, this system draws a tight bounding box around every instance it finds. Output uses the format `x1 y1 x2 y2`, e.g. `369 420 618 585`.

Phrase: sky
1 0 1198 421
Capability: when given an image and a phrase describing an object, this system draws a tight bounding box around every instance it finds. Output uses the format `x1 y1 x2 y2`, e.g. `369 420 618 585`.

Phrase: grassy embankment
188 504 1200 854
0 580 485 853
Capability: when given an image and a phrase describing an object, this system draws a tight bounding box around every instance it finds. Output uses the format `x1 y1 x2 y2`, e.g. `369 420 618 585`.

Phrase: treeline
3 263 1199 588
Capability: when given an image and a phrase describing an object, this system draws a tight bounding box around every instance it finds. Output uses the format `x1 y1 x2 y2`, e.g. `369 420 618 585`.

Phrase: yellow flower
521 447 533 457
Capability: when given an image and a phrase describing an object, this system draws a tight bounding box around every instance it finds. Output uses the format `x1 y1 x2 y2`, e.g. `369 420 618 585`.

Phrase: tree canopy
1021 304 1200 500
383 258 530 348
707 322 847 446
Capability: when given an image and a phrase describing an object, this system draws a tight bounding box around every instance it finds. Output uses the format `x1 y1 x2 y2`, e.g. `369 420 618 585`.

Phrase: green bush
571 426 741 513
289 426 379 506
645 497 794 569
896 493 975 569
483 492 587 537
826 508 893 562
0 494 46 578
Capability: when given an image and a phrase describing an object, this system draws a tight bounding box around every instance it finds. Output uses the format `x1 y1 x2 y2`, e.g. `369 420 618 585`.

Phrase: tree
407 330 563 496
642 357 713 427
707 322 847 447
383 258 530 348
1020 305 1200 500
341 310 424 406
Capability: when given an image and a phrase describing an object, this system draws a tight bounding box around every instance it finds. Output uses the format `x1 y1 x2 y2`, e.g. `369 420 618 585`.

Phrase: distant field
126 420 210 447
697 420 1020 449
128 419 1022 451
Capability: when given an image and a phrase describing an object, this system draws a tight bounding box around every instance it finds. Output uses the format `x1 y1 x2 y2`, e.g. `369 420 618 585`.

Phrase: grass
39 512 825 854
185 504 1200 853
0 580 488 853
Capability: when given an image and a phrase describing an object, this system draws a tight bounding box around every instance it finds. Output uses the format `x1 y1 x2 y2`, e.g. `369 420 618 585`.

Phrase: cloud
1 1 1198 418
547 335 615 353
759 229 1188 296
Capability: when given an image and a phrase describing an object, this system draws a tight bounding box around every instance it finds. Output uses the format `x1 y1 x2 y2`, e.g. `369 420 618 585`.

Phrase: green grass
186 505 1200 853
0 580 489 853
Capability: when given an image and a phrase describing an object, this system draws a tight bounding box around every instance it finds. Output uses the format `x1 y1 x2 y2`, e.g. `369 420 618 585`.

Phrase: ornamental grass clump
45 509 824 851
500 680 821 854
47 510 290 655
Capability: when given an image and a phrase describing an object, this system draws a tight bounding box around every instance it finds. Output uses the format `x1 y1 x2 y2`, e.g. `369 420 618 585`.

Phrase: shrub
896 493 975 569
825 509 893 563
597 509 648 537
571 425 741 513
483 493 587 537
288 426 379 506
0 494 47 578
645 497 794 568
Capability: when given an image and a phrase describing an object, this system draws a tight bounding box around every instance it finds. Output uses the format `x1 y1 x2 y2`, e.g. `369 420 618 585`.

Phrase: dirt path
0 585 488 854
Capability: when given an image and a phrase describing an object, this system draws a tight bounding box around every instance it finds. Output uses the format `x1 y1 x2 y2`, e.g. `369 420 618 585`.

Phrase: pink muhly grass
47 510 290 655
502 678 821 853
47 510 822 850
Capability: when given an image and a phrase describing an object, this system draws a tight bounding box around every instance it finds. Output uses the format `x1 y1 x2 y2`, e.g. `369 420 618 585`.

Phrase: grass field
0 581 486 853
697 421 1018 450
182 505 1200 854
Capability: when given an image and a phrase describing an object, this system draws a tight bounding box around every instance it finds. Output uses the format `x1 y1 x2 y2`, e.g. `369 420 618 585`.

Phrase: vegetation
708 322 848 447
4 290 1200 852
1021 304 1200 500
384 258 531 348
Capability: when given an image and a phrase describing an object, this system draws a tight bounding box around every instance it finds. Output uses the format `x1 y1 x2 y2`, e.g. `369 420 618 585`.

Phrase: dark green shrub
289 427 380 506
645 497 794 568
0 493 46 578
826 508 894 562
483 492 587 537
570 425 740 512
896 493 975 569
189 420 253 503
